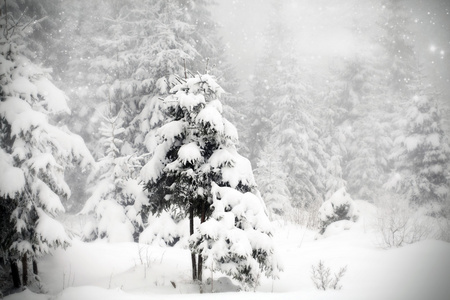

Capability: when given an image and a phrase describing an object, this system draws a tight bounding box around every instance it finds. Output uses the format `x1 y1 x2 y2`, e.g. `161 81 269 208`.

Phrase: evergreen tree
190 183 282 290
379 0 417 99
254 142 291 217
378 0 450 206
1 0 63 67
0 7 93 287
386 88 450 205
323 49 392 200
248 2 337 208
80 105 147 242
270 61 329 208
245 2 284 165
58 0 238 162
141 74 280 286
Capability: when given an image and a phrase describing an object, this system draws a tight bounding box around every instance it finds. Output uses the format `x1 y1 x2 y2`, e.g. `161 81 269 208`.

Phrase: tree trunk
10 259 21 288
197 202 206 282
22 253 28 286
197 254 203 282
33 259 38 275
189 206 197 281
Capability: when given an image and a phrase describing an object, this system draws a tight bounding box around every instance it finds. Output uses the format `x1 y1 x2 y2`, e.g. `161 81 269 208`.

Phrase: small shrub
376 197 430 248
288 202 321 229
311 260 347 290
318 188 358 234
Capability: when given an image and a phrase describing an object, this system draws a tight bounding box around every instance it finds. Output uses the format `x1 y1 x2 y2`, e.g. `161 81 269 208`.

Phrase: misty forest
1 0 450 299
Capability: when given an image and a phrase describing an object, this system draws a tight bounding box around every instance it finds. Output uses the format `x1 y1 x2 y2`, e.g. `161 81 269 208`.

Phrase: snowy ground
5 200 450 300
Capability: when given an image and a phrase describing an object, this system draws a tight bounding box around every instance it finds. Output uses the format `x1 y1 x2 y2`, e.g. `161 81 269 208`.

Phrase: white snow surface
7 201 450 300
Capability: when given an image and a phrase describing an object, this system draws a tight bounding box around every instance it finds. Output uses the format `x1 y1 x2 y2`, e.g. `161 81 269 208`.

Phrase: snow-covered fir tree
270 58 330 209
80 104 147 243
0 9 93 287
141 74 281 286
190 183 282 290
323 49 392 201
245 2 285 166
254 142 291 217
377 0 450 206
248 3 337 210
1 0 63 68
386 88 450 205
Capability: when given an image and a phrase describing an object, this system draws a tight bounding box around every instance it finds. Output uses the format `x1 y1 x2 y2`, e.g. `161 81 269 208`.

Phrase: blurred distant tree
377 0 450 206
379 0 418 100
254 141 291 217
80 104 147 243
385 86 450 205
246 2 284 166
249 2 339 209
326 53 392 201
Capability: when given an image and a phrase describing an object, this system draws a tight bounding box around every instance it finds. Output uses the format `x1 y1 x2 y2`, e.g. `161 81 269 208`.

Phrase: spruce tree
141 74 280 286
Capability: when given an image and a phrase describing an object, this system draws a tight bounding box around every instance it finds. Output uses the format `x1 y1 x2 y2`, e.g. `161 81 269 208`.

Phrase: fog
212 0 450 99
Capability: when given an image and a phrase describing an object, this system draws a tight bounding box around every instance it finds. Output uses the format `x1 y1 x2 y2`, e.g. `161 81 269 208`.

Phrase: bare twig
311 261 347 290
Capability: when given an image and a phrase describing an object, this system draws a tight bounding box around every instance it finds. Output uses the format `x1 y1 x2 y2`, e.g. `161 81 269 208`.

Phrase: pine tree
0 6 93 287
141 74 280 286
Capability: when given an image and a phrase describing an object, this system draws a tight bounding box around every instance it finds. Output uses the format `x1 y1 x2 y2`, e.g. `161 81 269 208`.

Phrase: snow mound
322 219 355 237
204 276 241 293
